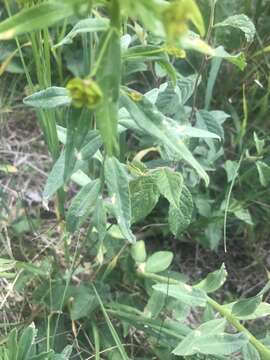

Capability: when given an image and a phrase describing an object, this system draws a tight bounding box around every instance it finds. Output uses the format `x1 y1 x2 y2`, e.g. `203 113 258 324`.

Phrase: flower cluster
66 78 103 110
164 46 186 58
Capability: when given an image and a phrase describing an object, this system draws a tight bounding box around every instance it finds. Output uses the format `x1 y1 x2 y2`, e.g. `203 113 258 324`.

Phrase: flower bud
164 46 186 59
129 91 143 102
131 240 147 263
66 78 103 110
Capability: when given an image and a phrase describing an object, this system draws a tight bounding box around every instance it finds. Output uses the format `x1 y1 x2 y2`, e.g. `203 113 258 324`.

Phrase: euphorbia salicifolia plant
0 0 268 359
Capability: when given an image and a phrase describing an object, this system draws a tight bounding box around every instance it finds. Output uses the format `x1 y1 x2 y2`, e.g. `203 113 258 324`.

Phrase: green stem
138 270 270 360
90 28 114 77
207 297 270 360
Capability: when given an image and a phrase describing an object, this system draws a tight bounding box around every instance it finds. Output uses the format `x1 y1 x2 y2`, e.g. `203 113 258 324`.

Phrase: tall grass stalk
3 0 65 219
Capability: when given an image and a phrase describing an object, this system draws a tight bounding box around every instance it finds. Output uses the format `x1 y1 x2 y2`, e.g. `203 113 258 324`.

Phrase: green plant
0 0 270 359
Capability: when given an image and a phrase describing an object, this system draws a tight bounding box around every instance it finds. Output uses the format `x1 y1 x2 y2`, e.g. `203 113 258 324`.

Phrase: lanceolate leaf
0 0 88 40
242 343 261 360
66 179 101 232
180 34 247 70
173 319 248 356
153 168 183 208
214 14 256 43
232 296 262 317
256 161 270 187
54 17 110 48
17 325 36 360
43 131 102 199
195 263 228 293
223 301 270 320
96 29 121 157
121 94 209 185
104 157 136 243
153 282 207 307
92 197 107 242
168 186 193 236
23 87 71 109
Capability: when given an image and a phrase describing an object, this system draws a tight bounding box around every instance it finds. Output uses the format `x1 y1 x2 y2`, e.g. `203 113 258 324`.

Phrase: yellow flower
162 0 205 42
164 46 186 58
66 78 103 110
129 91 143 102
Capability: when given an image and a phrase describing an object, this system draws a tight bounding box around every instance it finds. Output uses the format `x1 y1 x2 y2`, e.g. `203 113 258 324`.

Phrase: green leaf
93 285 130 360
70 285 98 320
256 161 270 187
232 296 262 317
96 29 121 157
173 319 248 356
108 302 191 341
54 17 109 48
43 131 102 199
130 175 160 223
168 185 193 236
104 157 135 243
0 258 17 273
153 282 207 307
180 33 247 70
196 110 225 139
7 329 18 360
155 76 197 115
195 263 227 293
242 343 260 360
186 0 205 37
29 351 54 360
121 94 209 185
17 325 36 360
254 132 265 155
223 301 270 320
92 197 107 242
153 168 183 208
214 14 256 43
23 87 71 109
223 160 239 182
145 251 173 273
66 179 101 232
144 290 167 318
0 0 87 40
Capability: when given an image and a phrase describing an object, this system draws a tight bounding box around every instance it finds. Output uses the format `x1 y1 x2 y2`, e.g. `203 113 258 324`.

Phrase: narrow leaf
54 17 109 48
0 0 87 40
195 263 227 293
121 94 209 185
66 179 101 232
232 296 262 317
104 157 135 243
24 87 71 109
96 29 121 157
153 282 207 307
173 319 248 356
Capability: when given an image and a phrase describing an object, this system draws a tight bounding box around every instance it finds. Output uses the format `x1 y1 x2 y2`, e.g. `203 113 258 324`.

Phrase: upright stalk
3 1 65 219
138 270 270 360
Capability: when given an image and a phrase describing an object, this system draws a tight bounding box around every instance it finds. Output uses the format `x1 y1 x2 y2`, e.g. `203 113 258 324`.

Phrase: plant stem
138 270 270 360
207 297 270 360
